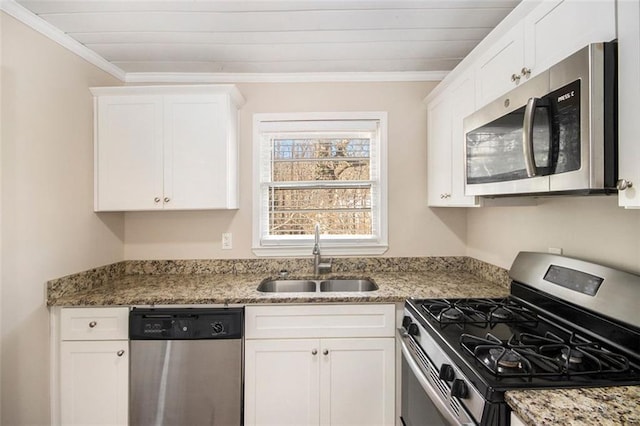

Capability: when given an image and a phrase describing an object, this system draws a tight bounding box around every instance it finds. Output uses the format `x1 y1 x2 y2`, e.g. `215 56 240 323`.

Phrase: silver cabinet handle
89 321 97 328
521 67 532 78
617 179 634 191
117 350 125 357
164 197 170 203
323 349 329 355
511 73 521 83
154 197 161 203
311 349 318 355
440 193 451 199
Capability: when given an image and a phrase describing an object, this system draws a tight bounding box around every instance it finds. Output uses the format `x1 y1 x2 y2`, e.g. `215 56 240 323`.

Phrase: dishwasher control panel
129 307 243 340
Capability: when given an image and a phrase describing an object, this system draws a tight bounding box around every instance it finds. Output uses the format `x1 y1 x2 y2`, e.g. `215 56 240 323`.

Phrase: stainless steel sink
320 279 378 292
257 278 378 293
256 280 317 292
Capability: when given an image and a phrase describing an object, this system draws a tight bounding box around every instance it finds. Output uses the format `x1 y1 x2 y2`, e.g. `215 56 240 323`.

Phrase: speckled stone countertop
505 386 640 426
48 270 510 306
47 256 510 306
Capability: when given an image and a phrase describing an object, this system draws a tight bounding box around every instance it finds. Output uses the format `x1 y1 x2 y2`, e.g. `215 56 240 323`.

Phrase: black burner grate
420 298 539 330
460 331 631 379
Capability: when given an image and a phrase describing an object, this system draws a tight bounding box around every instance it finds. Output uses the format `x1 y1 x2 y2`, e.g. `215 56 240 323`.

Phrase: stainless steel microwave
463 42 617 197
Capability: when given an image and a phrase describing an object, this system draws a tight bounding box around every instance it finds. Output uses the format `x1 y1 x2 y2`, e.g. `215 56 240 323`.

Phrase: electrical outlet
548 247 563 255
222 233 232 250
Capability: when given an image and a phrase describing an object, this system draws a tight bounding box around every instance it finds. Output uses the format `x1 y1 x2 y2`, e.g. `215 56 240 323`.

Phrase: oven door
398 330 476 426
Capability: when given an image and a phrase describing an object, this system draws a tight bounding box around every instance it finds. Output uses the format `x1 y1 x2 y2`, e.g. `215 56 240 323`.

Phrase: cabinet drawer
245 304 395 339
61 307 129 341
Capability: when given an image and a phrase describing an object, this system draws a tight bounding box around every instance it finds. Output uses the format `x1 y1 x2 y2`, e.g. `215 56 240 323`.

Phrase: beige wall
467 196 640 274
1 13 124 425
124 81 469 259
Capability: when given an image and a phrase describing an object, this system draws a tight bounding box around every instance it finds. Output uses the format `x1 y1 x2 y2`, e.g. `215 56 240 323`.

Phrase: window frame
252 112 388 257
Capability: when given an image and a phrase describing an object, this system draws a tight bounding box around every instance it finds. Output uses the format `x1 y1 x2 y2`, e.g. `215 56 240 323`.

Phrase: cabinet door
95 96 163 211
475 21 525 107
618 0 640 208
427 95 453 206
163 95 236 209
449 75 479 207
524 0 615 76
320 338 395 426
60 340 128 426
245 339 321 426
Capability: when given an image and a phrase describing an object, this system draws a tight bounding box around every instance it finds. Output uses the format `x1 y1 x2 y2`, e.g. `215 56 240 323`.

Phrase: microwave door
465 103 552 196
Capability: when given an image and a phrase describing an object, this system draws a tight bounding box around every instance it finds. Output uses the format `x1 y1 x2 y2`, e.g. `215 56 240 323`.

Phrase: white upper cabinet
617 0 640 208
427 94 453 206
92 85 244 212
475 0 616 108
524 0 615 75
475 21 526 108
427 73 479 207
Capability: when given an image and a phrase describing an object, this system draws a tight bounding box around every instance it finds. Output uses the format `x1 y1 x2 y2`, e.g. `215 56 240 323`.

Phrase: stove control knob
438 364 455 382
451 379 468 399
402 316 412 329
407 323 419 336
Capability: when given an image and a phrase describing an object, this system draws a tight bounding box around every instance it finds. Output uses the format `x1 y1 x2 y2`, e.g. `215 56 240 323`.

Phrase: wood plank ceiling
16 0 521 74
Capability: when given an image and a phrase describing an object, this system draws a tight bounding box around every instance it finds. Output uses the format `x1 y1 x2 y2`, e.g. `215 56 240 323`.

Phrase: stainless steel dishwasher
129 307 243 426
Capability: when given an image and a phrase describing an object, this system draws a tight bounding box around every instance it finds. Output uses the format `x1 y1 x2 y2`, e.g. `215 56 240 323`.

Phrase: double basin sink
257 278 378 293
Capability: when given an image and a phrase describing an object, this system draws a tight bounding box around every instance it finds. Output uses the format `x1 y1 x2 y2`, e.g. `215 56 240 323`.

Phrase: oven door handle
399 332 472 426
522 97 539 178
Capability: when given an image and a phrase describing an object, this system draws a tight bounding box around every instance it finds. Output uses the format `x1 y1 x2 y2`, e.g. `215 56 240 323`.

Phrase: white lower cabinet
319 338 395 426
60 340 128 425
244 304 396 426
58 307 129 426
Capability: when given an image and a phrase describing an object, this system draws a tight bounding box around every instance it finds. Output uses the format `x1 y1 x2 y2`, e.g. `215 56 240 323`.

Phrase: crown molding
125 71 448 84
1 0 126 81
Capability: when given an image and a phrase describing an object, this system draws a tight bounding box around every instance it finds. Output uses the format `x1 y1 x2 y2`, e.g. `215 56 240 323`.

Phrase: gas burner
489 348 526 372
441 308 463 321
561 348 584 365
490 306 513 321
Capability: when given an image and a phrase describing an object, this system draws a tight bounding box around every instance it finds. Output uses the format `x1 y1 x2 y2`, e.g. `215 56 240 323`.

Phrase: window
253 112 388 256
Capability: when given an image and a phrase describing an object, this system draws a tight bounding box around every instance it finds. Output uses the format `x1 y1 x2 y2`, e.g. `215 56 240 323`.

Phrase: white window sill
252 244 389 257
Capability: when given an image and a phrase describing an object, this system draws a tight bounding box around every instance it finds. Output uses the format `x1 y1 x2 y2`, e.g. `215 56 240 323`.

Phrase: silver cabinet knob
312 349 318 355
323 349 329 355
154 197 161 203
521 67 532 78
511 73 521 83
617 179 634 191
89 321 97 328
164 197 170 203
117 350 125 357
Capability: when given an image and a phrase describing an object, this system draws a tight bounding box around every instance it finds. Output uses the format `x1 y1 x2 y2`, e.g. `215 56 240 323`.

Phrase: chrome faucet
312 223 332 275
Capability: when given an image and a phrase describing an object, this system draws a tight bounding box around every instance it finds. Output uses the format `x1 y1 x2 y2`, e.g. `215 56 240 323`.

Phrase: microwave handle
522 97 539 177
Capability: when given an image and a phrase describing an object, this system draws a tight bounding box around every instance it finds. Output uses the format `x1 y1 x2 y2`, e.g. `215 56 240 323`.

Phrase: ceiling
14 0 520 77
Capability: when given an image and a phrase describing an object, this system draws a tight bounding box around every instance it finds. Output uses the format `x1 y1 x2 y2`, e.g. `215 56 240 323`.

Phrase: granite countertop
48 270 510 306
505 386 640 426
47 257 511 306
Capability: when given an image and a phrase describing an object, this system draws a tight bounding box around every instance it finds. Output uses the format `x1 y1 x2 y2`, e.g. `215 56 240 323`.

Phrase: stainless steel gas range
399 252 640 426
